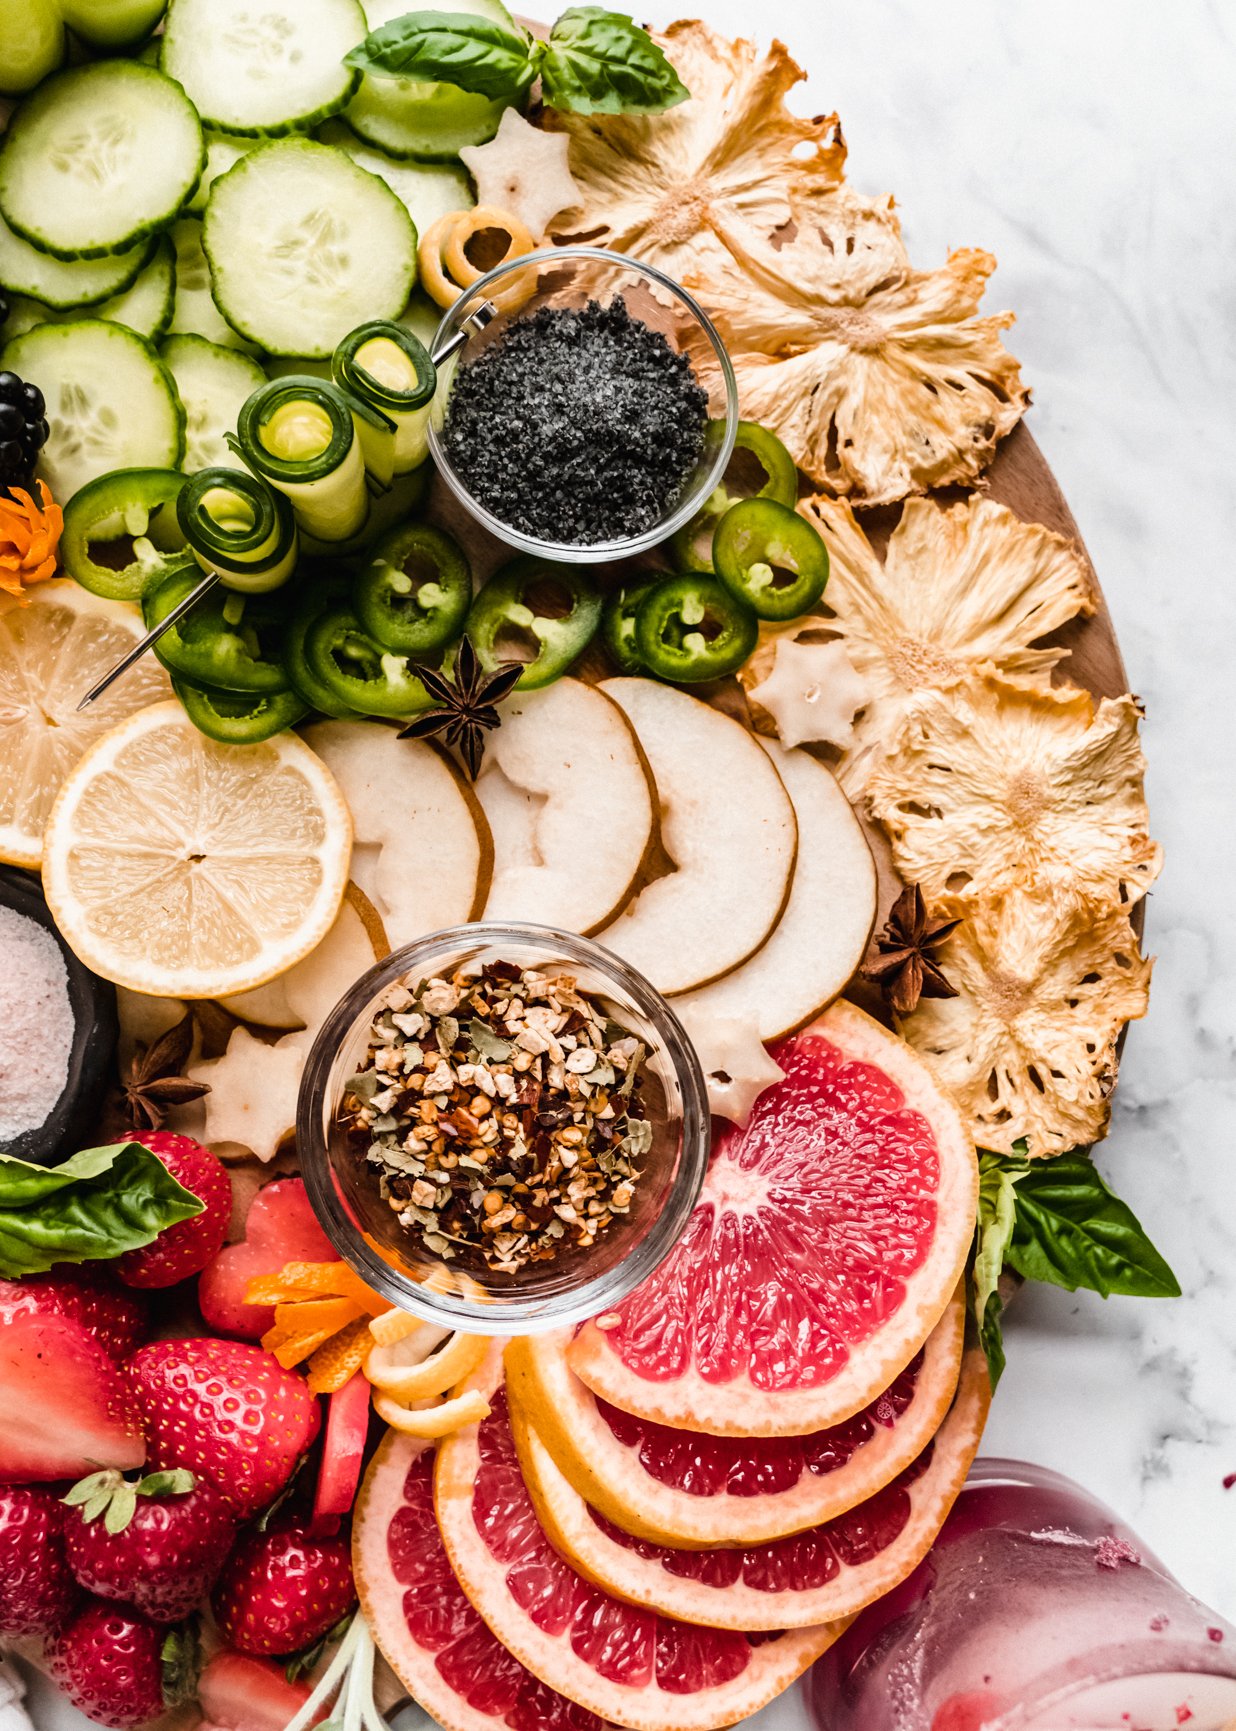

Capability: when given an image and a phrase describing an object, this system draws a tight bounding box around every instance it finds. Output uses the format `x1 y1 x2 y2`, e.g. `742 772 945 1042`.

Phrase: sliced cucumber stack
203 141 416 358
0 63 203 260
2 320 185 499
186 134 260 217
0 216 153 311
161 335 266 471
162 0 365 136
317 120 474 242
0 237 176 345
344 0 516 162
168 217 253 353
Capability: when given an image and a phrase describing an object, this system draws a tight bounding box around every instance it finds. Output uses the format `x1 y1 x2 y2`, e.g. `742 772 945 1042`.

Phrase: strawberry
0 1266 149 1360
0 1314 145 1483
0 1485 79 1635
198 1650 322 1731
126 1338 321 1520
116 1131 232 1290
198 1178 335 1339
211 1516 355 1656
62 1466 236 1624
47 1600 195 1730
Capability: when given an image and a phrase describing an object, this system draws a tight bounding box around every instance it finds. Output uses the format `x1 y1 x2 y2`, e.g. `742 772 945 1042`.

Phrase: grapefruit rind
505 1288 966 1549
513 1350 991 1632
568 999 978 1436
435 1346 841 1731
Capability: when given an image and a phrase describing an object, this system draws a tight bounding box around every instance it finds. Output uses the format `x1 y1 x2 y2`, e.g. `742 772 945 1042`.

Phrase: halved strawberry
0 1315 145 1483
198 1651 322 1731
0 1267 149 1360
198 1179 335 1339
311 1371 372 1533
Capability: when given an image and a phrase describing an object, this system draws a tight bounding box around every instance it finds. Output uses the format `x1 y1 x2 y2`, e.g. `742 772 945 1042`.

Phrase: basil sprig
971 1145 1180 1388
345 6 690 116
0 1142 204 1277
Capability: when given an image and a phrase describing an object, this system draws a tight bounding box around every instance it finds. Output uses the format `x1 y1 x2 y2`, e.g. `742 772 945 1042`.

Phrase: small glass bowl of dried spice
428 246 738 562
297 924 710 1335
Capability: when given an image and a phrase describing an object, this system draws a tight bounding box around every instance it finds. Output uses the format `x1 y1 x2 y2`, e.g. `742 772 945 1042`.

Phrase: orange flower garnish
0 481 62 600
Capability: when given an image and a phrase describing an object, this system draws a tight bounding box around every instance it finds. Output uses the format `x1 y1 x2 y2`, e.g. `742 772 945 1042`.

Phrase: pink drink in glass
806 1459 1236 1731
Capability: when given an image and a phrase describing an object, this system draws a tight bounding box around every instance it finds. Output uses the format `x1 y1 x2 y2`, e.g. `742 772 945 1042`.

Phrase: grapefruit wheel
505 1289 966 1549
512 1351 991 1632
569 1000 977 1436
354 1430 619 1731
434 1347 840 1731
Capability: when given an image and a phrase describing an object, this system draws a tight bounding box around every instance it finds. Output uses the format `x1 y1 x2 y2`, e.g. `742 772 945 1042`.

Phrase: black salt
440 298 710 546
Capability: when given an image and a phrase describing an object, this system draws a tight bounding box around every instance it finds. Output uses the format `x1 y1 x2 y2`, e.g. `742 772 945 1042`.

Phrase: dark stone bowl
0 864 117 1167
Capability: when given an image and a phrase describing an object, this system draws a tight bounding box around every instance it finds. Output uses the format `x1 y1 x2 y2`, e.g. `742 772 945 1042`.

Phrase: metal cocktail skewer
76 303 497 713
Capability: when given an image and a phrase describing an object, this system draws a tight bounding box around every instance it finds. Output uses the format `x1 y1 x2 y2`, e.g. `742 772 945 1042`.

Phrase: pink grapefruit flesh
506 1290 966 1547
569 1000 976 1436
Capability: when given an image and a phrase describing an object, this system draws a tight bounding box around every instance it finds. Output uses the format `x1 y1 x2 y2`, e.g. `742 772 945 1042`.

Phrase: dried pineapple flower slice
867 672 1162 908
697 247 1029 501
899 888 1151 1158
741 494 1097 788
547 19 850 289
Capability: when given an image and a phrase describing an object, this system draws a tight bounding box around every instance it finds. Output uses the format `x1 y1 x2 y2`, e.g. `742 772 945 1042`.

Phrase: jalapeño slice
172 677 308 746
634 575 758 684
353 523 472 659
670 420 799 574
465 557 602 691
713 498 829 622
143 565 292 694
303 600 435 719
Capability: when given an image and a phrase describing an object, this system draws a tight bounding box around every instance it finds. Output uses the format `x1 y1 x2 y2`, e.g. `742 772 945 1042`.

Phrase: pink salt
0 906 74 1143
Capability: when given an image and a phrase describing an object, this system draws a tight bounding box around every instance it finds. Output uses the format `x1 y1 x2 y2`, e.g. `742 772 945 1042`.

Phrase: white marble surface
25 3 1236 1728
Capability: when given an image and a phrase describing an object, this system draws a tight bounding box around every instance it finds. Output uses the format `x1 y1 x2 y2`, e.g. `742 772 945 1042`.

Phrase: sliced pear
596 679 797 994
476 678 657 934
303 722 493 948
676 741 877 1036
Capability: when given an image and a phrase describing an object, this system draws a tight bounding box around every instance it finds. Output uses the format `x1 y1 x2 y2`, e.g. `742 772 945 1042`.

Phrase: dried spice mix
340 960 651 1276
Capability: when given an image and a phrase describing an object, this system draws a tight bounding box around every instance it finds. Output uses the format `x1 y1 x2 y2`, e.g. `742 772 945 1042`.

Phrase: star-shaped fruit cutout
184 1028 306 1163
676 1005 785 1125
460 110 582 239
745 636 870 750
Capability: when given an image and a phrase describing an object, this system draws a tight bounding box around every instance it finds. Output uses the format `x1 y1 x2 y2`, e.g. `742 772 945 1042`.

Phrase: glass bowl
296 923 710 1335
428 245 738 562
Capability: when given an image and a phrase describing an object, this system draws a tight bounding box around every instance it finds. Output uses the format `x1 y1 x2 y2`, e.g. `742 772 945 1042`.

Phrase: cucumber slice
0 217 152 311
161 334 266 471
163 0 365 136
204 141 416 358
60 0 170 50
186 133 260 217
0 63 203 261
344 0 514 162
318 120 474 242
0 239 176 344
168 217 255 354
2 319 185 500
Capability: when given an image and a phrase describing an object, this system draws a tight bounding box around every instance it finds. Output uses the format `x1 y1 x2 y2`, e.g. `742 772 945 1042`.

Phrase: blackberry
0 366 50 499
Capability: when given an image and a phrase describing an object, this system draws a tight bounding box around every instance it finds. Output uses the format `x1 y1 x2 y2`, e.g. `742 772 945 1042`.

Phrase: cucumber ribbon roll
231 375 372 543
176 467 298 594
332 321 437 484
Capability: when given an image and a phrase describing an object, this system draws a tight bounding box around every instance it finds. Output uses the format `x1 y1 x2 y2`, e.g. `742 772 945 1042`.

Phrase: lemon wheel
43 700 353 997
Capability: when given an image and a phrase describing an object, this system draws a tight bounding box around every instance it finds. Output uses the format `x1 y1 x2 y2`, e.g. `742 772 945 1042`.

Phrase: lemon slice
0 580 172 868
43 700 353 997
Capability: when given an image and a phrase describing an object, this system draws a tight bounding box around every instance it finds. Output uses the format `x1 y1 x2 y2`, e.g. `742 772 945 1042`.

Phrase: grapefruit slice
512 1350 991 1632
505 1288 965 1547
569 1000 977 1436
435 1348 840 1731
354 1430 619 1731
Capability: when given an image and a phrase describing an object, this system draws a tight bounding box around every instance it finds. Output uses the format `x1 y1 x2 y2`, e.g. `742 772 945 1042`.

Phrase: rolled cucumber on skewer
332 321 436 482
176 467 298 593
232 376 374 542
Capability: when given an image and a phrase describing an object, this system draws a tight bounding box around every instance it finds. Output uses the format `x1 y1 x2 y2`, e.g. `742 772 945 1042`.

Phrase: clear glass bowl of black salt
428 246 739 562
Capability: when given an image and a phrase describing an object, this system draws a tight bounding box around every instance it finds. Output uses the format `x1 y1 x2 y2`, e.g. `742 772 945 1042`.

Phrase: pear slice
675 741 877 1037
303 721 493 948
596 679 797 995
476 678 657 934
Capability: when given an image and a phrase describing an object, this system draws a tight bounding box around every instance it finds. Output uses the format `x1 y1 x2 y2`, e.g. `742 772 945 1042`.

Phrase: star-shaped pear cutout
182 1027 306 1163
677 1005 785 1125
460 109 582 240
748 638 870 750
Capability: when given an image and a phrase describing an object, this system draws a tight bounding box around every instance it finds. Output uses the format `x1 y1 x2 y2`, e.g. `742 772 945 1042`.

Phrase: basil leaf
541 7 690 115
0 1142 203 1277
1004 1152 1181 1300
344 10 536 101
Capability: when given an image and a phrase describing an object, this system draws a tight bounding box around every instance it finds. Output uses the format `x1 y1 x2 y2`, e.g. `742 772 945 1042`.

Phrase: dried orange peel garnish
365 1327 489 1400
372 1387 491 1438
247 1259 393 1394
0 481 62 600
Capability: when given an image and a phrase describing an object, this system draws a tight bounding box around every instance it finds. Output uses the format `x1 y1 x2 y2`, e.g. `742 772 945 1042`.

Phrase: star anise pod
120 1011 211 1132
861 884 962 1017
398 635 523 779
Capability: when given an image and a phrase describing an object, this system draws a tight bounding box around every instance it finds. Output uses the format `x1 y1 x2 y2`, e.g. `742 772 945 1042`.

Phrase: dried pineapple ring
373 1387 491 1438
365 1329 489 1400
418 207 537 313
